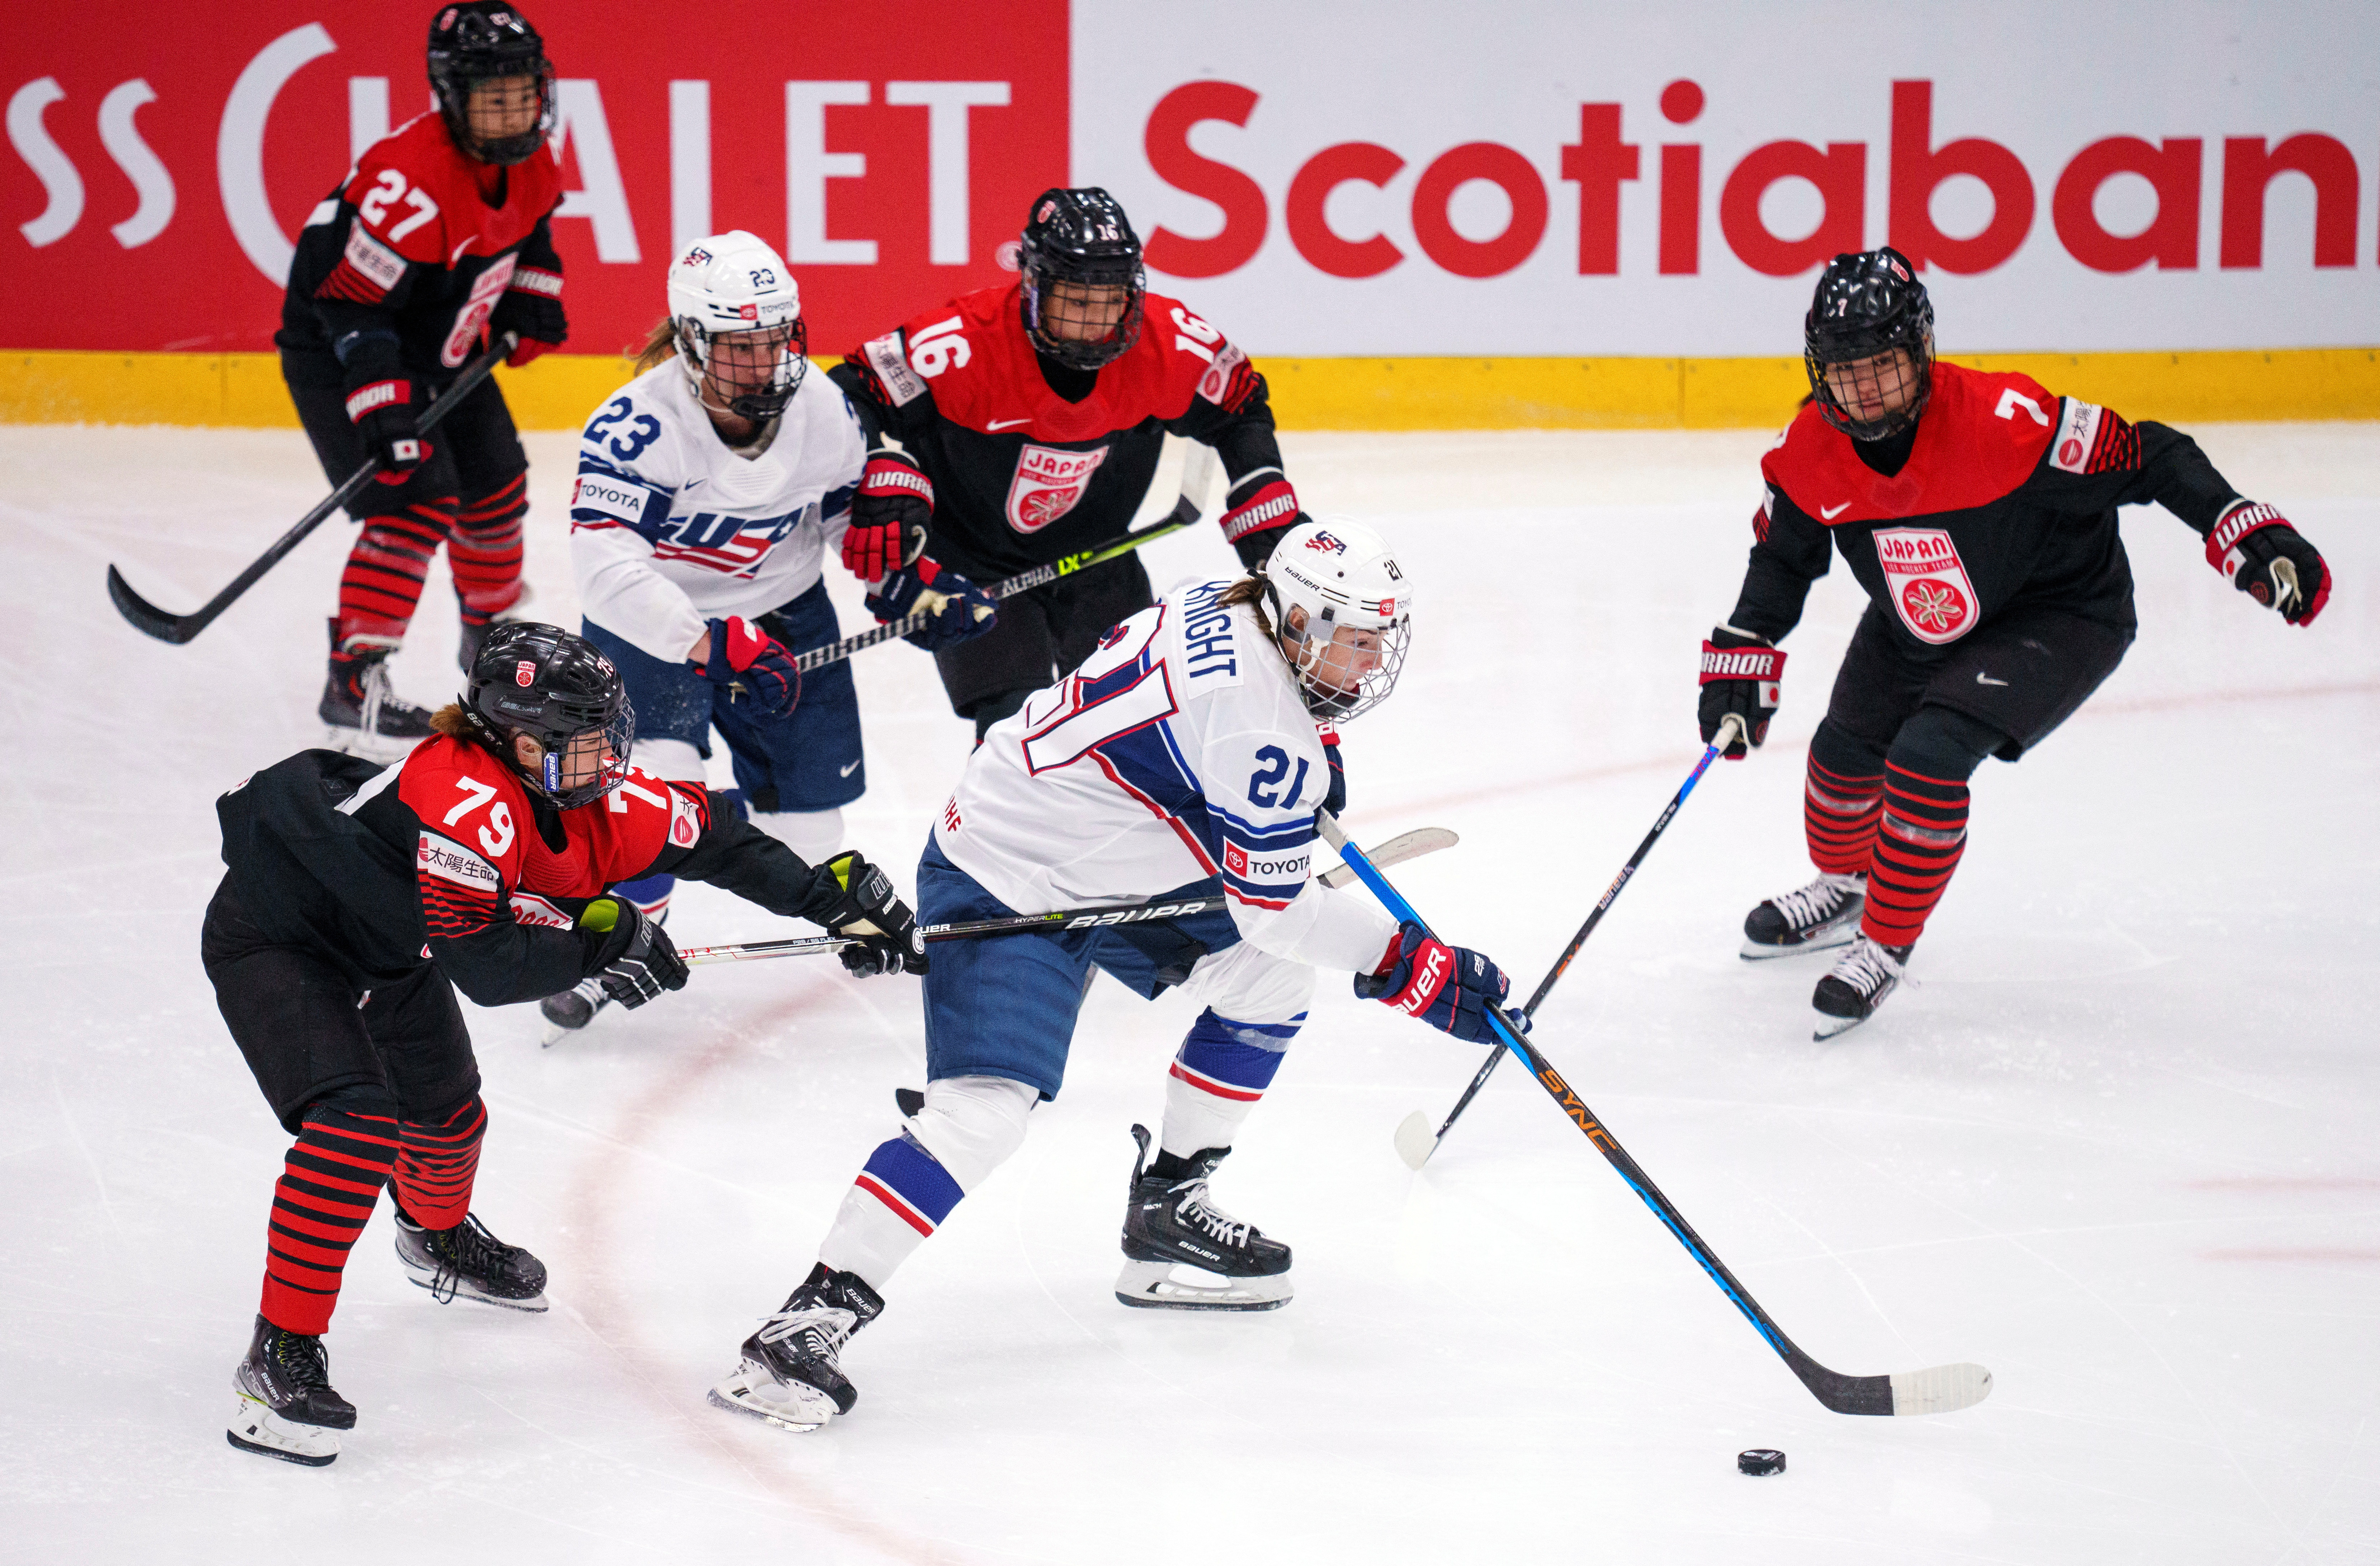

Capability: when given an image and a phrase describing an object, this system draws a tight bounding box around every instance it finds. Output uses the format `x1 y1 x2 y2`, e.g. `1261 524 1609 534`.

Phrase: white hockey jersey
935 579 1400 974
568 358 866 662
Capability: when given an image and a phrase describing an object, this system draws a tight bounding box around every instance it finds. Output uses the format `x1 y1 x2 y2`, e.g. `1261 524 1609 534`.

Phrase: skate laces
1174 1181 1250 1249
426 1213 515 1303
1832 936 1906 997
357 662 388 737
1772 876 1858 930
756 1302 857 1354
268 1328 333 1391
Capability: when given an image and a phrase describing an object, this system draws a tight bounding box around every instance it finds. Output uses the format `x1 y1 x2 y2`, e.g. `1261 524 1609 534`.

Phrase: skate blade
1740 926 1858 961
322 725 422 764
227 1395 340 1466
1812 1009 1870 1040
538 1020 577 1048
708 1364 835 1432
397 1261 550 1312
1114 1258 1292 1312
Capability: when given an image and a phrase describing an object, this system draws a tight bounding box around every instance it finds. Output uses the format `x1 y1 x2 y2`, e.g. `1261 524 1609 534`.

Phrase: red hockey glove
695 615 801 718
843 453 934 582
2207 502 2329 626
865 558 998 651
1355 922 1526 1044
1698 627 1785 759
493 266 566 367
346 378 429 484
1220 476 1302 570
1317 722 1347 817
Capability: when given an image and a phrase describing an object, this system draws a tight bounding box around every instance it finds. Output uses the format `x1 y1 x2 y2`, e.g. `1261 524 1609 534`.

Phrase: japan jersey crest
1005 442 1109 533
1873 527 1979 644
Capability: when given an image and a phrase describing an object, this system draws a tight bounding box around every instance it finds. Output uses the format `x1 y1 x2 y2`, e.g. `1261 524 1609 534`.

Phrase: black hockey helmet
1804 247 1935 440
1017 187 1146 370
460 623 634 808
427 2 554 167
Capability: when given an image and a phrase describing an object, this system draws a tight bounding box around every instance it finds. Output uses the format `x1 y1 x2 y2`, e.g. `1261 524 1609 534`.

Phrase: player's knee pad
310 1081 401 1124
907 1075 1036 1192
632 736 707 784
1890 705 2003 782
1810 716 1889 781
753 807 844 867
1180 940 1315 1029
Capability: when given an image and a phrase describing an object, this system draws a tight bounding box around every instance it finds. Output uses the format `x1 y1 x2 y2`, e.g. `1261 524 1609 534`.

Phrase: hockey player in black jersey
1698 248 2330 1038
830 187 1313 738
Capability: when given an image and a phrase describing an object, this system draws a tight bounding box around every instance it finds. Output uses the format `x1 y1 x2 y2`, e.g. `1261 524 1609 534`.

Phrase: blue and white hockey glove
696 616 801 718
1354 922 1528 1044
865 558 998 652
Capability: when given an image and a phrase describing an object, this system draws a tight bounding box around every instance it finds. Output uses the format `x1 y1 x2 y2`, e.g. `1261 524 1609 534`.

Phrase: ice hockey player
275 2 570 756
1700 247 2330 1038
206 623 923 1466
830 186 1314 740
707 517 1528 1432
538 231 996 1038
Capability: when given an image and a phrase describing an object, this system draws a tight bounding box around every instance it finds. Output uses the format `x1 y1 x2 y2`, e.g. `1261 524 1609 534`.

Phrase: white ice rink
5 421 2376 1563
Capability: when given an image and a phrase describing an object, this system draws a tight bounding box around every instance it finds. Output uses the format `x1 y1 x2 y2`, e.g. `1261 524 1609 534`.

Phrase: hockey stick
1318 808 1991 1418
1392 719 1738 1170
679 935 858 966
789 446 1221 674
105 335 517 645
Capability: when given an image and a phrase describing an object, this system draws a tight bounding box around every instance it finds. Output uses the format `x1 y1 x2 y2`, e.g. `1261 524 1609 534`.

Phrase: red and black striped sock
260 1106 400 1336
1804 753 1884 877
336 498 458 647
450 476 527 627
392 1095 487 1231
1862 762 1971 949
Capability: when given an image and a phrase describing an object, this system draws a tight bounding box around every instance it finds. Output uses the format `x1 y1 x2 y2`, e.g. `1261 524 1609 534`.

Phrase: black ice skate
1811 934 1912 1039
1116 1123 1292 1311
393 1204 550 1311
538 977 611 1046
320 621 434 760
708 1261 885 1431
1742 872 1866 959
227 1314 356 1467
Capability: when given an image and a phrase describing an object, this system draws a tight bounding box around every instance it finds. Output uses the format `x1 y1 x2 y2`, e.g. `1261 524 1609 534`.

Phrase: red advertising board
1 1 1069 354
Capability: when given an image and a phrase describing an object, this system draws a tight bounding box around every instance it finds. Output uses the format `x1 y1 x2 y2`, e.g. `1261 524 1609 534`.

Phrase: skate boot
1812 934 1912 1039
1115 1124 1292 1311
538 978 612 1046
708 1261 885 1431
393 1204 550 1310
320 620 434 761
1742 872 1866 959
226 1314 356 1467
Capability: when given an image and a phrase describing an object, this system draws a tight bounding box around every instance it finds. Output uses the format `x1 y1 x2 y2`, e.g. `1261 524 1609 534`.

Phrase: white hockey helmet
1261 516 1413 723
665 231 807 421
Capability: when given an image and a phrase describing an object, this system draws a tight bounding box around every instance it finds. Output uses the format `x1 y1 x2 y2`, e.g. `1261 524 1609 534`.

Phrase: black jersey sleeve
829 354 935 453
641 794 847 925
1162 362 1291 508
2017 403 2245 537
286 207 437 392
1725 482 1833 642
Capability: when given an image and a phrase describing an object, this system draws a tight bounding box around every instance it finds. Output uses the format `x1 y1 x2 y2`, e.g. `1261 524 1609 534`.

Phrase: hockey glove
491 265 566 367
1318 723 1347 817
815 851 927 977
2207 503 2329 627
865 558 998 652
1355 922 1526 1044
345 378 429 484
1698 627 1786 759
842 453 934 582
582 898 688 1008
696 616 802 719
1219 476 1303 570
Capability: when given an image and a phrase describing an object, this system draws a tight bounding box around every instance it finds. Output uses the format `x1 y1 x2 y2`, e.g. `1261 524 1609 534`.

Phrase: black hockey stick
105 334 517 645
789 446 1220 674
1392 719 1738 1169
1319 809 1991 1417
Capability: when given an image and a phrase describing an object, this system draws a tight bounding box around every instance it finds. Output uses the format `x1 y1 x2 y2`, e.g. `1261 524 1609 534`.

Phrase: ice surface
3 423 2376 1563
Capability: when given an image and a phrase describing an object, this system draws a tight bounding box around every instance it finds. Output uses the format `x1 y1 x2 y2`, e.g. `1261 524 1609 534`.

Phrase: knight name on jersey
1179 579 1243 685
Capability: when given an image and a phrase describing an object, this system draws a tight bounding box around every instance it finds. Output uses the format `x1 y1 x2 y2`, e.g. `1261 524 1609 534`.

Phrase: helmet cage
1804 248 1936 440
427 5 554 167
1259 520 1414 724
1017 187 1146 370
1271 593 1412 723
675 314 809 424
461 624 637 809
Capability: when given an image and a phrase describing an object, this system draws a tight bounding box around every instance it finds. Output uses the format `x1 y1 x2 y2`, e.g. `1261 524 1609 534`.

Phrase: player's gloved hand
1354 922 1525 1044
1698 626 1786 760
865 558 998 651
695 616 801 718
492 267 566 367
2207 502 2329 626
345 378 429 485
1317 722 1347 817
814 850 927 977
842 453 934 582
581 898 688 1008
1220 477 1303 570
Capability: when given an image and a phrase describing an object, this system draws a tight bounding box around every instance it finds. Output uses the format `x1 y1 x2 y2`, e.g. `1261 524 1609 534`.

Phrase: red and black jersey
216 737 845 1005
1729 362 2245 650
275 111 563 390
828 282 1288 580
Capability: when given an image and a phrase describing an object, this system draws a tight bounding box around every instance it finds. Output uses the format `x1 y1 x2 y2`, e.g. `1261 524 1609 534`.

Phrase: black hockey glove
345 377 428 484
695 616 801 718
842 453 933 582
2206 503 2329 627
491 265 566 367
865 558 998 652
816 851 927 977
1219 476 1303 570
583 898 688 1008
1354 922 1527 1044
1318 723 1347 817
1697 627 1786 760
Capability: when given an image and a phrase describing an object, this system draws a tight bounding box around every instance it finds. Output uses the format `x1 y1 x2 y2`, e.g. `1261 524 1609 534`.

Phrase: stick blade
1392 1110 1438 1170
1888 1362 1994 1416
106 565 202 644
1321 827 1458 889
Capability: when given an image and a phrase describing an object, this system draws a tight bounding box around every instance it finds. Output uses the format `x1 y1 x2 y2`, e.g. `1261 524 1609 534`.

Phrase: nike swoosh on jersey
987 418 1032 431
840 759 862 776
1820 501 1851 518
1975 672 2008 686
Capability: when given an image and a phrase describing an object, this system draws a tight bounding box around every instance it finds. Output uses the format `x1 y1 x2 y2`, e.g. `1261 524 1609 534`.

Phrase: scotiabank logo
1142 77 2363 281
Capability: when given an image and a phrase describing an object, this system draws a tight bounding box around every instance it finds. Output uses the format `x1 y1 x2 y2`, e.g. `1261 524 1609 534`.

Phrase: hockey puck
1737 1449 1786 1476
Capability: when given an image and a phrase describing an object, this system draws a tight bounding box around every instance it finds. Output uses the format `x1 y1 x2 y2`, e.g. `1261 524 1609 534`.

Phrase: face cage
537 704 636 809
436 64 555 166
678 317 808 422
1288 615 1411 724
1021 266 1146 370
1806 325 1934 441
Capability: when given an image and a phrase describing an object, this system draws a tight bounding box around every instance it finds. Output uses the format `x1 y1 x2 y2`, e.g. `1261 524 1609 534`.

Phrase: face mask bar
1807 326 1934 441
438 65 554 166
678 319 808 423
537 705 636 809
1287 612 1411 723
1021 266 1146 371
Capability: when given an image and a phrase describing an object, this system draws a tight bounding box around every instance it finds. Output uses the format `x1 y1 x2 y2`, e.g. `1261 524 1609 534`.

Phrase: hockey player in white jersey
708 517 1529 1430
545 232 994 1034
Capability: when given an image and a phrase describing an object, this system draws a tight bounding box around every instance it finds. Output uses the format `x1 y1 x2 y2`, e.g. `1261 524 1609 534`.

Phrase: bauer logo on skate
1873 528 1980 644
1005 443 1111 533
